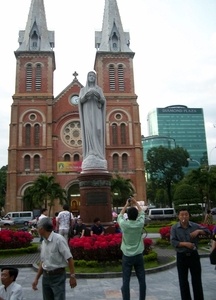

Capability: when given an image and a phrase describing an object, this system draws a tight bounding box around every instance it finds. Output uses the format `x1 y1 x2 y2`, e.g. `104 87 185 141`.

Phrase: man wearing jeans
117 197 146 300
170 209 210 300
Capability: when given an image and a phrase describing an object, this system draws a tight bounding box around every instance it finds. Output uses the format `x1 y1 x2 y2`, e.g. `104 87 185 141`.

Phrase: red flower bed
144 238 153 254
200 224 214 233
0 230 33 249
159 226 171 240
159 224 214 241
69 234 153 261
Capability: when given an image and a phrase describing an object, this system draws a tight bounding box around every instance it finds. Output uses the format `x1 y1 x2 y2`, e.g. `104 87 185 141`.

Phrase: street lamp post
209 146 216 170
187 158 201 166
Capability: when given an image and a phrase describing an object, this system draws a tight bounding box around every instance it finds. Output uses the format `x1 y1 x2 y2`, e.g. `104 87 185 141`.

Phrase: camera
127 197 131 203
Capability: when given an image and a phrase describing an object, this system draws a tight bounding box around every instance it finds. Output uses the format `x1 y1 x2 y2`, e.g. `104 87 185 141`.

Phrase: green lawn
145 227 160 233
67 258 174 273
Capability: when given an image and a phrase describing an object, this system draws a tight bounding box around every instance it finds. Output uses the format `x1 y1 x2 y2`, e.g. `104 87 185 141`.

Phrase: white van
3 211 33 226
148 208 176 220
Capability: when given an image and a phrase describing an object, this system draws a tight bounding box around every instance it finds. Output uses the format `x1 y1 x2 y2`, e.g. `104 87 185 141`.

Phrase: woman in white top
56 204 73 241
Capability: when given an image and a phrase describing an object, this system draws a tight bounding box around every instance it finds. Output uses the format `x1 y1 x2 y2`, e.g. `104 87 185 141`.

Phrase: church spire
17 0 54 52
95 0 132 52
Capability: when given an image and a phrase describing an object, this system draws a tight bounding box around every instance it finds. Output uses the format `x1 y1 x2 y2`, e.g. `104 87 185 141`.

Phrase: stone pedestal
78 170 113 226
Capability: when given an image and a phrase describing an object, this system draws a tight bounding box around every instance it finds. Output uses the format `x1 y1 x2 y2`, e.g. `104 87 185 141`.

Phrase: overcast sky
0 0 216 167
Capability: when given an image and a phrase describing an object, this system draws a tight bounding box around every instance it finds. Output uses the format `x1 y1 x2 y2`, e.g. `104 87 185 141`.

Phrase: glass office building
142 135 176 161
147 105 208 172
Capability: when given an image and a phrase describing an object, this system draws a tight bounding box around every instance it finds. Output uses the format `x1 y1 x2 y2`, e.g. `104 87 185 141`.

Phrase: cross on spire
73 71 78 80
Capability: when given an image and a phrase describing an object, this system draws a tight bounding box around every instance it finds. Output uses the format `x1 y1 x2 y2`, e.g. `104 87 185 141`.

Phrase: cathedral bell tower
6 0 55 211
94 0 146 202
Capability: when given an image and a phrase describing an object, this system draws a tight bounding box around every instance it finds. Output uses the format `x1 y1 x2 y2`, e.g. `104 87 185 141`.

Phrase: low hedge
0 244 38 256
73 250 157 268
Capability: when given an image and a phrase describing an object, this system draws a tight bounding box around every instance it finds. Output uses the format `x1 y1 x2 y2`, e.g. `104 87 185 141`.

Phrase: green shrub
144 250 157 262
156 238 170 246
73 250 157 268
0 244 38 256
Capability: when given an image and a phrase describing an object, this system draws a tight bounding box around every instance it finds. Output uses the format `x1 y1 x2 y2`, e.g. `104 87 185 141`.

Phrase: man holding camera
117 197 146 300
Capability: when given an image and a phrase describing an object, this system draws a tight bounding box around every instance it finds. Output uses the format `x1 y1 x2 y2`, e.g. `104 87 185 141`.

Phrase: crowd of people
1 203 216 300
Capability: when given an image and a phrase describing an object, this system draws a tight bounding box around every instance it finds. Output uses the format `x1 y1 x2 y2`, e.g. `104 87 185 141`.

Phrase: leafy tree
145 146 189 207
155 188 168 207
146 181 157 205
22 175 67 215
173 183 201 215
0 166 7 213
184 166 216 210
111 174 135 209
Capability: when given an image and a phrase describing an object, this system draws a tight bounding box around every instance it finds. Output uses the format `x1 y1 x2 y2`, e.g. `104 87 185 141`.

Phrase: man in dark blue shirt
90 217 104 235
74 218 86 238
170 209 210 300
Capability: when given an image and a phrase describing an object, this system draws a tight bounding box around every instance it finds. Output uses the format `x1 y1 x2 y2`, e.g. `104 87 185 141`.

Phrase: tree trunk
167 183 172 207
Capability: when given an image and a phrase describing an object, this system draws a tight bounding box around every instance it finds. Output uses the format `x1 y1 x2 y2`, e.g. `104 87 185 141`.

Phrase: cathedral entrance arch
67 183 80 217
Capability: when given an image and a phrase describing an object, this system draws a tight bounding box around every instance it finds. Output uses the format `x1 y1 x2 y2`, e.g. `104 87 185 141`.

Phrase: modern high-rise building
147 105 208 171
5 0 146 214
142 135 176 181
142 135 176 162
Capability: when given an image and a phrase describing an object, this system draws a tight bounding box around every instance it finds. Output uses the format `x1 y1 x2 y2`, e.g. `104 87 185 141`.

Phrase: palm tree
22 175 67 215
111 174 135 209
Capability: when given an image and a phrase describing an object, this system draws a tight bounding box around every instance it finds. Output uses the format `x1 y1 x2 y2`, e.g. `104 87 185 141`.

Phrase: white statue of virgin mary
78 71 107 171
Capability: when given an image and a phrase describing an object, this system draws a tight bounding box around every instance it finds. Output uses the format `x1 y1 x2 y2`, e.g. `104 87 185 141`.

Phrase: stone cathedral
6 0 146 216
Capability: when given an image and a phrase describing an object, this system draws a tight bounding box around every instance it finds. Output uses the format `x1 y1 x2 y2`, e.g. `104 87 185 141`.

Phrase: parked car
3 211 33 226
211 208 216 215
148 208 176 220
0 218 14 226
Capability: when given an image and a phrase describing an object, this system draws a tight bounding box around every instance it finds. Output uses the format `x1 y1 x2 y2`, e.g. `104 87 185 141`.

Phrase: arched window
74 154 80 162
64 154 70 162
112 123 118 145
113 154 119 171
122 154 128 171
118 64 124 91
109 64 115 91
120 123 126 144
34 155 40 170
26 64 32 91
24 155 30 170
34 124 40 146
25 124 31 146
35 64 42 91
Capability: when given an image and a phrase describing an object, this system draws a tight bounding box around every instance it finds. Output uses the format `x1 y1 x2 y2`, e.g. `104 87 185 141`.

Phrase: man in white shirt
38 208 48 220
32 217 77 299
56 204 74 241
0 267 25 300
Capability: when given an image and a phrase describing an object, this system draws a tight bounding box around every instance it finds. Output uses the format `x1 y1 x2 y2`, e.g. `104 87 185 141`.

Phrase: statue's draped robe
78 73 106 161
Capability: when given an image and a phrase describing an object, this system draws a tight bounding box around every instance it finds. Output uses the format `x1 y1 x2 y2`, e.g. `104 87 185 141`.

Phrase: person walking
52 212 59 232
170 208 210 300
32 217 77 300
56 204 74 241
0 267 25 300
38 208 48 221
204 209 213 225
117 197 146 300
38 208 48 242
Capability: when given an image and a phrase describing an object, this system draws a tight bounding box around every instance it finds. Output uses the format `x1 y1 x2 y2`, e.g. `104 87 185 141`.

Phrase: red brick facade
6 4 146 216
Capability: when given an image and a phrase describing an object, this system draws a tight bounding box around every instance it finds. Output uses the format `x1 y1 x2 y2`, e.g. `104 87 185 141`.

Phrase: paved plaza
3 257 215 300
